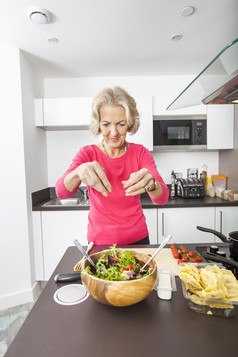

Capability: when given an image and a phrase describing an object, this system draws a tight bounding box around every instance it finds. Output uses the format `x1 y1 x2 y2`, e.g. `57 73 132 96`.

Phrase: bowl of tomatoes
170 244 203 265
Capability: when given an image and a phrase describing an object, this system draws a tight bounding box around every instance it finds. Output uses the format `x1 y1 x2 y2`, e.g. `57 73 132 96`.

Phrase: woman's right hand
66 161 112 197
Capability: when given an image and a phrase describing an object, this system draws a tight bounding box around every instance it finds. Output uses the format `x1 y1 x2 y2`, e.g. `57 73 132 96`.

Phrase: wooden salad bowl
81 250 157 307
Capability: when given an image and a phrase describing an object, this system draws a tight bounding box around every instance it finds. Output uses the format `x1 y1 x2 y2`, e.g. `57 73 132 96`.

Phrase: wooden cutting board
130 248 180 276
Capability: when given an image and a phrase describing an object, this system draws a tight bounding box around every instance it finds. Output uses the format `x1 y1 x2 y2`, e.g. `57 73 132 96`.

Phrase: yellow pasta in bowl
179 264 238 317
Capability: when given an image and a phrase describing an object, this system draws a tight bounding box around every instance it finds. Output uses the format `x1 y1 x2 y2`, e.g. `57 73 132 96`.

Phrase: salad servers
74 241 94 271
74 239 96 269
141 234 172 270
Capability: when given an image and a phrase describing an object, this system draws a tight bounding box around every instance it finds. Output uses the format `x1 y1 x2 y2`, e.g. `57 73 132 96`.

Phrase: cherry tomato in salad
177 259 183 265
188 251 195 258
197 256 203 262
191 258 197 263
126 264 133 270
181 248 188 254
119 267 124 273
114 257 119 263
173 252 180 259
170 244 176 249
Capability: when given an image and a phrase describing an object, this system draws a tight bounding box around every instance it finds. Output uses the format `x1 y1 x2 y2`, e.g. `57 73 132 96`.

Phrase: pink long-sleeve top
56 143 169 245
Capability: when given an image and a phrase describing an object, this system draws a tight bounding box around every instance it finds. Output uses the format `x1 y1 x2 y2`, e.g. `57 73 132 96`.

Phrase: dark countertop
5 243 238 357
32 187 238 211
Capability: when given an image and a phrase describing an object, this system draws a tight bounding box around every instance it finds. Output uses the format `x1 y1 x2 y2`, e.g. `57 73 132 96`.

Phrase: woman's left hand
122 168 155 196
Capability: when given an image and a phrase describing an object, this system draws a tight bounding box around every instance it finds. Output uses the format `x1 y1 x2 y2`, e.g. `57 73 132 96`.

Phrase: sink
42 198 86 207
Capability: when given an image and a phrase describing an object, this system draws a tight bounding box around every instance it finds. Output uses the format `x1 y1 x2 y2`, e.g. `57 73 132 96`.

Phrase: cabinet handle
162 212 165 236
219 210 223 233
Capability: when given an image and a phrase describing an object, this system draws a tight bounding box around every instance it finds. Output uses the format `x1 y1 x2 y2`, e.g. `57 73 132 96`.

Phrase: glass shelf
167 39 238 111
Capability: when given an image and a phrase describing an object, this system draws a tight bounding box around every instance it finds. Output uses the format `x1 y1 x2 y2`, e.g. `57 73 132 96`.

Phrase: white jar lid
54 284 89 305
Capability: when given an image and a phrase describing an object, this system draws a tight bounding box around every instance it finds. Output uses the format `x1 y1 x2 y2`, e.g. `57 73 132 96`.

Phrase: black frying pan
197 226 238 261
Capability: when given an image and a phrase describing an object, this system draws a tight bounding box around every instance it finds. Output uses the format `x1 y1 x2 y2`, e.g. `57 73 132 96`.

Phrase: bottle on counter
170 170 176 198
175 172 182 196
201 164 207 186
205 177 215 197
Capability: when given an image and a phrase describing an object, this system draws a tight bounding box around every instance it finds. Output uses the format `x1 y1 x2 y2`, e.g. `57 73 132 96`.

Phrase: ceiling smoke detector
27 7 51 24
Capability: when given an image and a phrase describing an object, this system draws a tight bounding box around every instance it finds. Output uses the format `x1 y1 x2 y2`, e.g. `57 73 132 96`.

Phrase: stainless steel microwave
153 115 207 151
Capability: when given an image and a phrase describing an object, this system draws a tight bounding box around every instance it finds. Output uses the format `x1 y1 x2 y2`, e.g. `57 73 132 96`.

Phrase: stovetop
196 245 230 257
195 244 238 278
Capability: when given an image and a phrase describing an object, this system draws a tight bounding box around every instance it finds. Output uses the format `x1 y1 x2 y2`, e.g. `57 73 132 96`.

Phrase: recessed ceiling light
47 37 59 44
181 6 194 17
171 34 182 41
27 7 51 24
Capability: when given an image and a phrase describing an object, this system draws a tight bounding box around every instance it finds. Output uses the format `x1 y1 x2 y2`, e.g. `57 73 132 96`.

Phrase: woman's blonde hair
90 87 140 136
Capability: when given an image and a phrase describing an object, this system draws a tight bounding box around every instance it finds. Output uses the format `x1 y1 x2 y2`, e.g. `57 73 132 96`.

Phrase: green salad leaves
82 244 152 281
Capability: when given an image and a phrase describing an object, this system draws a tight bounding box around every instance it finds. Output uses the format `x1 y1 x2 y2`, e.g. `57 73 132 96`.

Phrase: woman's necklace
101 140 127 157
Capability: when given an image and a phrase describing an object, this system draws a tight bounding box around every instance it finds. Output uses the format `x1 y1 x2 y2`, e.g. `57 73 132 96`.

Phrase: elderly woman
56 87 169 245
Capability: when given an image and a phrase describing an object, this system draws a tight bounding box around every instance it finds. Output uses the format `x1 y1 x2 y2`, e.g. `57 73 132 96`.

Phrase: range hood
167 39 238 111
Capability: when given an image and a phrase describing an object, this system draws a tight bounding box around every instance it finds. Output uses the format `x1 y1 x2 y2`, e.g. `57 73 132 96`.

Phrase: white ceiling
1 0 238 77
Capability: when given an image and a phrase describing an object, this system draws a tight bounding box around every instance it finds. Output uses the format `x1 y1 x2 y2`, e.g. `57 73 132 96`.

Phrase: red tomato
170 244 176 249
114 257 119 263
147 254 152 257
197 256 202 262
119 268 124 273
181 248 188 254
191 258 197 263
177 259 183 265
126 264 133 270
173 252 180 259
182 256 188 262
188 251 195 258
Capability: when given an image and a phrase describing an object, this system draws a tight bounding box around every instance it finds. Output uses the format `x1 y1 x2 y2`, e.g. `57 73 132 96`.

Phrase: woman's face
99 104 129 149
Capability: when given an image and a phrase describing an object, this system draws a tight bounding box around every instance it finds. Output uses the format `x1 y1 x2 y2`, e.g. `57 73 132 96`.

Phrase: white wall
0 45 32 309
19 51 48 297
153 151 218 184
0 45 47 309
44 75 194 98
44 77 219 186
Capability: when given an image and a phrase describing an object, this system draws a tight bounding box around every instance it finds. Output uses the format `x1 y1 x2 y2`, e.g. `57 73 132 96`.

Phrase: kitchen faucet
77 186 89 205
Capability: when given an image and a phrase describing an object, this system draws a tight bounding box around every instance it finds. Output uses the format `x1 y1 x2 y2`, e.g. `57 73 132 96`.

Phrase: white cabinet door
128 96 153 151
32 211 44 281
215 207 238 243
143 208 157 244
41 211 89 280
157 207 215 244
153 96 206 115
207 105 234 149
35 98 93 127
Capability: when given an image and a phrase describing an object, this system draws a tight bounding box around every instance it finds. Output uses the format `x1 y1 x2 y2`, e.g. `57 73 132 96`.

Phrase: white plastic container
211 175 227 197
156 270 177 300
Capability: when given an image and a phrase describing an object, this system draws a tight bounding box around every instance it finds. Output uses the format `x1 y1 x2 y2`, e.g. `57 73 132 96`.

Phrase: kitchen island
5 244 238 357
